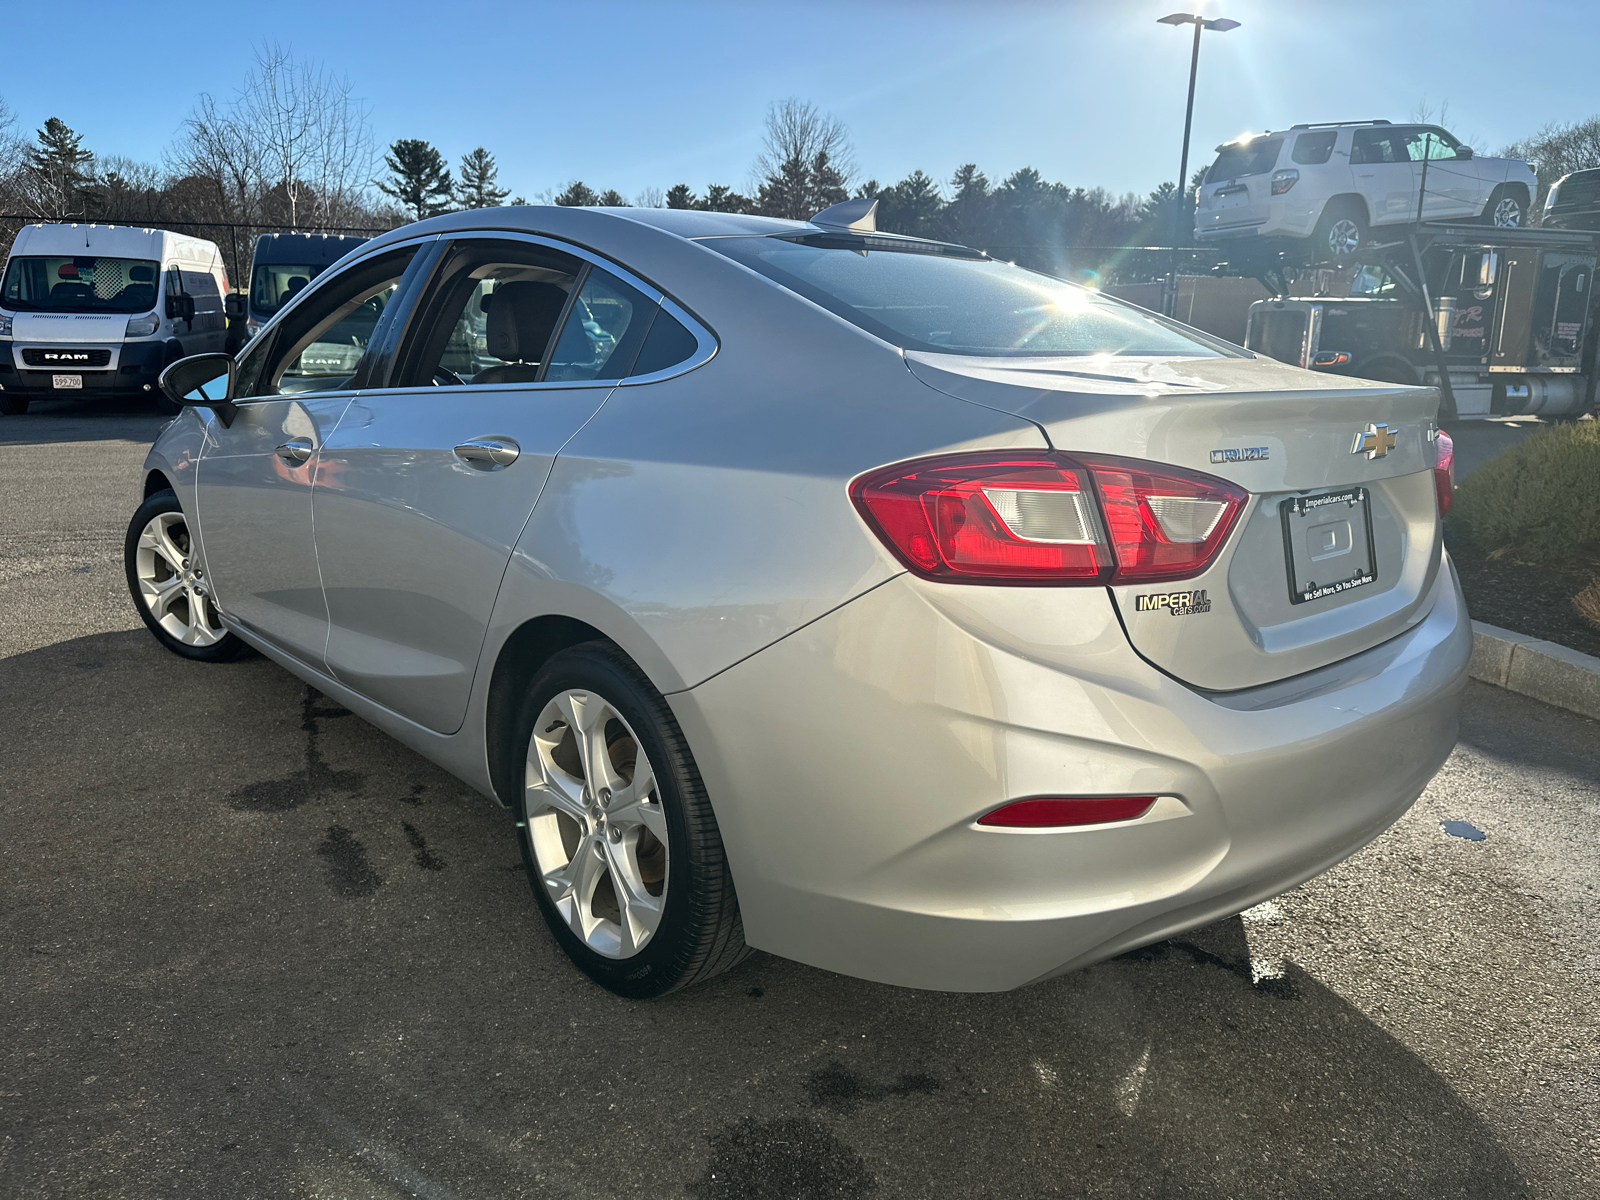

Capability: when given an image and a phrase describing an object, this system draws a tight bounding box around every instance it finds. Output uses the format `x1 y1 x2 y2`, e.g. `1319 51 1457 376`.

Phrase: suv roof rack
1290 120 1391 129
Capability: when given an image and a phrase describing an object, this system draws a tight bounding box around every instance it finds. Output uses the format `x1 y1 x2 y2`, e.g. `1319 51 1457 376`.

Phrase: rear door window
1351 128 1405 164
1291 130 1338 165
542 268 655 383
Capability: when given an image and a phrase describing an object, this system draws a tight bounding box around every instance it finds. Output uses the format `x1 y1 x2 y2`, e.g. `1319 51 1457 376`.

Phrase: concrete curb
1470 620 1600 722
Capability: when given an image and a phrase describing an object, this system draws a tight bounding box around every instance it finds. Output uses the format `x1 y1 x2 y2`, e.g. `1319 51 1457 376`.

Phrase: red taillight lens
850 451 1246 586
978 796 1157 827
1432 429 1455 515
849 454 1112 583
1077 453 1247 583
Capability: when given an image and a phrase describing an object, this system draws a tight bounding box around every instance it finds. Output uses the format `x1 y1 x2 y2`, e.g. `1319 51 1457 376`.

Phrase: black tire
513 641 749 997
124 489 253 662
1482 184 1528 229
0 395 28 416
1309 200 1368 263
153 389 183 416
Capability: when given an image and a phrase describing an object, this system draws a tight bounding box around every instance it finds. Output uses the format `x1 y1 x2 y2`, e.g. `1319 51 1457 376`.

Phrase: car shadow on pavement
1 630 1531 1200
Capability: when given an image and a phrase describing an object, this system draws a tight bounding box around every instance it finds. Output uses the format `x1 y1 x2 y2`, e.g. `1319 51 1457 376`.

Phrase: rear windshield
2 255 160 314
252 263 328 318
1206 138 1283 182
705 236 1232 358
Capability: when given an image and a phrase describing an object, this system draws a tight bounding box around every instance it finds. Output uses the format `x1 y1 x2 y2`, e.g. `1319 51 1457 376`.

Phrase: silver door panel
195 395 354 664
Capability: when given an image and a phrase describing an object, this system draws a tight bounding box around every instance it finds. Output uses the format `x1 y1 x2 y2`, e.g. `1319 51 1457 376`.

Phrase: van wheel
153 390 183 416
513 641 750 997
1311 201 1368 262
1483 185 1528 228
0 395 27 416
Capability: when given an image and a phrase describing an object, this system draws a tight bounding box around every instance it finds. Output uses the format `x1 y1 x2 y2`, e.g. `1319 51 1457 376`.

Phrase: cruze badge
1352 422 1398 459
1136 588 1211 616
1209 446 1269 464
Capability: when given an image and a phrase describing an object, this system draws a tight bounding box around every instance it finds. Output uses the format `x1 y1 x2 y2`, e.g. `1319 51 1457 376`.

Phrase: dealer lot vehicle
1196 121 1537 260
240 232 369 341
128 203 1470 996
0 223 229 415
1245 222 1600 419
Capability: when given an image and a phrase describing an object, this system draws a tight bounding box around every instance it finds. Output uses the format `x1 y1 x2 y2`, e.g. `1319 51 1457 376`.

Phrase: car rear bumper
670 552 1470 991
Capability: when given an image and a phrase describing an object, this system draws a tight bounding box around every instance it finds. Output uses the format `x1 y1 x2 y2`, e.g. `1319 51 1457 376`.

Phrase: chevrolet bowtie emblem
1352 422 1398 459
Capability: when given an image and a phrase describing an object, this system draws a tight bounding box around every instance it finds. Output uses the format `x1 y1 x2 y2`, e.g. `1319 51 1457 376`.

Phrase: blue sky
8 1 1597 204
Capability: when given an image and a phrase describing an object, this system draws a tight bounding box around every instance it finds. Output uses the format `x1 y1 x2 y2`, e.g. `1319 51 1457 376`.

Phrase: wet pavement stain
690 1115 876 1199
1442 819 1488 841
401 822 446 871
804 1062 941 1117
1128 933 1300 1000
399 784 427 805
316 824 383 898
228 687 364 812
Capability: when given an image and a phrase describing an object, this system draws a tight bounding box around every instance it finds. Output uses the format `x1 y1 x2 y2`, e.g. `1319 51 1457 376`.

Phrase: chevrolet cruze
127 201 1470 997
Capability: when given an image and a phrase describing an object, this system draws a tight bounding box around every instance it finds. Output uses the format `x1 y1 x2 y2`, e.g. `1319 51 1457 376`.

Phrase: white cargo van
0 223 230 415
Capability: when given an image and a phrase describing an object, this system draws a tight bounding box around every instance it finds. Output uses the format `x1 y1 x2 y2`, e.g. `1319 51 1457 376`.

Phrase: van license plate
1280 487 1377 605
52 374 82 389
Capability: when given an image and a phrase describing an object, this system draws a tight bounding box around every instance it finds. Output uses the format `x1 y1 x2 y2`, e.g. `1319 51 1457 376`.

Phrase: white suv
1194 121 1537 260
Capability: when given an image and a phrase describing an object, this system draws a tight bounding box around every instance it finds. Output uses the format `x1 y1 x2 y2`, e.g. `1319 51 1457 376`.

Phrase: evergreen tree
701 184 753 213
597 189 629 206
377 139 453 220
861 169 943 237
455 146 510 209
665 183 697 209
938 164 991 246
555 181 600 206
28 117 96 217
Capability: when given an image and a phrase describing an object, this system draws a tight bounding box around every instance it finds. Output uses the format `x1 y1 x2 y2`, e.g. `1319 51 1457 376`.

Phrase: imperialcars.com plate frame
1279 486 1378 605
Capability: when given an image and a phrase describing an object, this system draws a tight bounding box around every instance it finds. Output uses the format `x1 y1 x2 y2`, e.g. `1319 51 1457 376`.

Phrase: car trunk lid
905 351 1445 691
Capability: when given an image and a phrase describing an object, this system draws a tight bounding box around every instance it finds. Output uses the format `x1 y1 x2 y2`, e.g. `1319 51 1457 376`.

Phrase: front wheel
0 395 28 415
514 642 749 997
124 489 252 662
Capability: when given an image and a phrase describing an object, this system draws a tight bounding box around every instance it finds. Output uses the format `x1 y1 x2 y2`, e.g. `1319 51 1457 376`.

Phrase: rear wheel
1310 201 1368 262
1483 185 1528 228
514 642 749 997
0 395 28 415
124 489 252 662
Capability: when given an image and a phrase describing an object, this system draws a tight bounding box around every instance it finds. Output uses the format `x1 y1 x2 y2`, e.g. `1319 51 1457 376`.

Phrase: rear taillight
1432 429 1455 515
1271 169 1299 195
978 796 1157 828
850 451 1246 586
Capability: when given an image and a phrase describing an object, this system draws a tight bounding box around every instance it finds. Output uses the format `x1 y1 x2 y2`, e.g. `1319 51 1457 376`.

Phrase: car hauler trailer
1236 222 1600 420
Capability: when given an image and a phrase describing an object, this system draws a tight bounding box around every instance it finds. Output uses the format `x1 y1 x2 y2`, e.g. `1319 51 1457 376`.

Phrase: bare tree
751 99 853 220
1505 116 1600 215
173 44 376 231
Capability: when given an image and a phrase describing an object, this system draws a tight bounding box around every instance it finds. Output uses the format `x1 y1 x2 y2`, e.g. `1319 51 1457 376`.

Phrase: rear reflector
1432 429 1455 515
850 451 1245 585
978 796 1158 828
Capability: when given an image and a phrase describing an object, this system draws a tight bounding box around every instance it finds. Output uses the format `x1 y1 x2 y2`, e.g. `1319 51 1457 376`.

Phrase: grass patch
1448 419 1600 563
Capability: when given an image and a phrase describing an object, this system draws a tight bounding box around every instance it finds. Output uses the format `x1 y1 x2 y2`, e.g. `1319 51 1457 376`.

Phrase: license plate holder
1280 487 1377 605
52 374 83 389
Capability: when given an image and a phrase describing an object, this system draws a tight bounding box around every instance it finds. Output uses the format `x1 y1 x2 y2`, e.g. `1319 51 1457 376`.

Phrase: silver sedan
128 201 1470 997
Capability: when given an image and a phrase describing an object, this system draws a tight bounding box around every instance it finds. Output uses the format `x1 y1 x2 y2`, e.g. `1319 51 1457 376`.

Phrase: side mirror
159 353 237 427
1457 145 1474 160
224 294 247 320
165 294 196 322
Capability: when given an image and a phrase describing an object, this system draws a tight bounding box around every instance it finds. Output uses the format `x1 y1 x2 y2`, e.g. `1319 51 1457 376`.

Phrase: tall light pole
1157 12 1239 317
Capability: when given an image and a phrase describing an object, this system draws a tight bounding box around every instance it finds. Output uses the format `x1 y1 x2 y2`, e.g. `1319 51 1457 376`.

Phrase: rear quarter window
1291 130 1338 165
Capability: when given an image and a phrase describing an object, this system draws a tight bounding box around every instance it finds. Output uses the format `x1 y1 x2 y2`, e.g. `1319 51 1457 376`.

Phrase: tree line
4 45 1599 287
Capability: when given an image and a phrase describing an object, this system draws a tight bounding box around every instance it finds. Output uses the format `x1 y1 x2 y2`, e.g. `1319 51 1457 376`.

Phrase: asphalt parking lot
3 397 1598 1199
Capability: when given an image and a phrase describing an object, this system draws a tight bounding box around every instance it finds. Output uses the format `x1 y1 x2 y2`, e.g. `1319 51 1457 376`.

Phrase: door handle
453 437 520 469
275 438 313 464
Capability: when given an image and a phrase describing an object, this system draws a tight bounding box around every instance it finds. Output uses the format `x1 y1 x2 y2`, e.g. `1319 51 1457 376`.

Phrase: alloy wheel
134 512 226 647
1327 218 1362 257
525 689 669 959
1492 196 1524 227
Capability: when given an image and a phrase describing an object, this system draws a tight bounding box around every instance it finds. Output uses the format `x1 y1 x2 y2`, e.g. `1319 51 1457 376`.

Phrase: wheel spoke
140 574 184 619
605 839 664 952
154 516 188 572
545 839 604 935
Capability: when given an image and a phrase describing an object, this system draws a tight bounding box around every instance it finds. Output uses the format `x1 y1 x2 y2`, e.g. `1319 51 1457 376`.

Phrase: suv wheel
1484 186 1527 228
1311 202 1367 262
